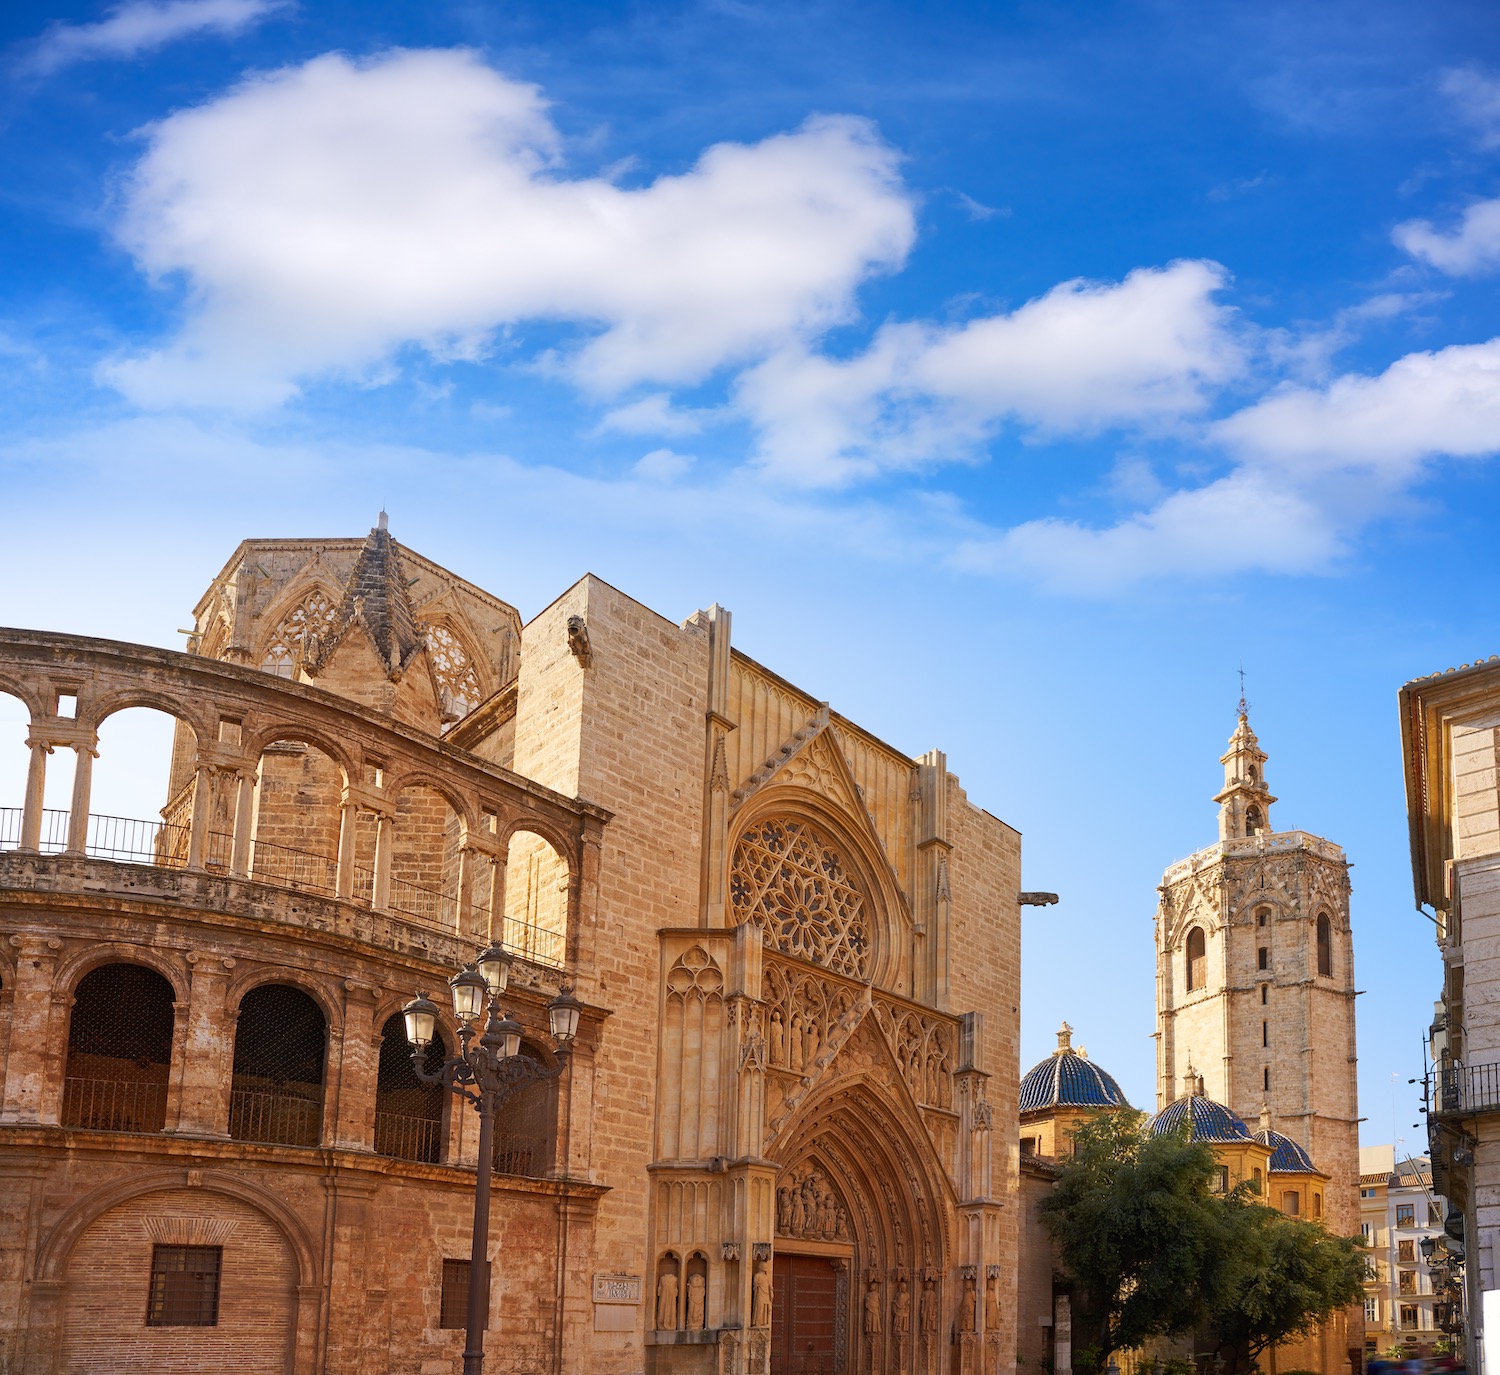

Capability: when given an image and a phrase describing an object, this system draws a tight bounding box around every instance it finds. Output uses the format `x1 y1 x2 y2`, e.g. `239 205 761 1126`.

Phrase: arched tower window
731 816 871 978
230 984 326 1146
261 588 337 678
1245 805 1263 836
1316 913 1333 978
374 1011 445 1163
420 621 483 722
1185 926 1207 992
62 963 175 1133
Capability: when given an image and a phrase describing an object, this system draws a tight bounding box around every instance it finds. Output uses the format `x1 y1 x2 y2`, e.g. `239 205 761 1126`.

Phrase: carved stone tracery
731 816 870 977
872 1002 953 1109
419 621 482 716
261 588 337 677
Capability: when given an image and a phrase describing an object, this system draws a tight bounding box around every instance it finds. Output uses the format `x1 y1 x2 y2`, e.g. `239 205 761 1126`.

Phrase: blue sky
3 0 1500 1149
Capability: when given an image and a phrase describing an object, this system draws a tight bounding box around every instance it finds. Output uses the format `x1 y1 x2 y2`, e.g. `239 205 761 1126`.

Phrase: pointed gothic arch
256 582 341 678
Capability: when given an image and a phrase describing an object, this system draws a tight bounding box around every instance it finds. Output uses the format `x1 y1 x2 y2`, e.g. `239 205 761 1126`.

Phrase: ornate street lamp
403 954 581 1375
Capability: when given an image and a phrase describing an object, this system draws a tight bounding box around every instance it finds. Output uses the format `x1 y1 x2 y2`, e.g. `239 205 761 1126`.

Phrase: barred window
63 963 174 1133
146 1245 221 1327
440 1259 471 1330
493 1042 554 1178
375 1012 445 1163
230 984 326 1147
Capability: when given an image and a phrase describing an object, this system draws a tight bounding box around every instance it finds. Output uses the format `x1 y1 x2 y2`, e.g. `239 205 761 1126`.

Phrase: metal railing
374 1110 443 1164
228 1086 323 1147
1 806 568 968
493 1130 549 1178
1432 1061 1500 1116
60 1077 168 1133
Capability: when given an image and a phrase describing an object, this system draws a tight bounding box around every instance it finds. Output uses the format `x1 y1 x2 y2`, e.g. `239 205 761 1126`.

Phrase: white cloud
597 392 711 437
737 260 1243 485
1442 67 1500 148
1395 197 1500 277
105 48 914 409
26 0 283 74
633 447 695 481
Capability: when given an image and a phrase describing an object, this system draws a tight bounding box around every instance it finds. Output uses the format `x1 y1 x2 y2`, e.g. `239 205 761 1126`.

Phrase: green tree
1038 1110 1230 1364
1041 1111 1364 1374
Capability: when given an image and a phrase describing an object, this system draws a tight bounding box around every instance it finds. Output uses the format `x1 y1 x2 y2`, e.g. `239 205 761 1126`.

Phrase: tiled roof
1254 1128 1320 1174
1148 1094 1252 1143
1019 1050 1130 1114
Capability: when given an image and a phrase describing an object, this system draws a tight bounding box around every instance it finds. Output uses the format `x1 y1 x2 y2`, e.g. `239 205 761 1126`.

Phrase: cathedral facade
0 521 1022 1375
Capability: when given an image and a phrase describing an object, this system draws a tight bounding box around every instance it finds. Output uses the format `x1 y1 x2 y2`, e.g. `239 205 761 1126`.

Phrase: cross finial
1237 662 1248 718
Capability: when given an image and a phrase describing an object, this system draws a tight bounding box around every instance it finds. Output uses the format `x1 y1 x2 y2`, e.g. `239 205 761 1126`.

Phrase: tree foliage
1039 1110 1363 1373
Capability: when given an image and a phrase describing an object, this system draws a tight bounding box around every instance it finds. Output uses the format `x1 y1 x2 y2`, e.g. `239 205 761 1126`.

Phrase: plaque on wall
593 1274 643 1305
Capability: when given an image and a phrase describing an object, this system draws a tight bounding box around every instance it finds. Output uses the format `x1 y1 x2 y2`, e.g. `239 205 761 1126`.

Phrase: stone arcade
0 519 1022 1375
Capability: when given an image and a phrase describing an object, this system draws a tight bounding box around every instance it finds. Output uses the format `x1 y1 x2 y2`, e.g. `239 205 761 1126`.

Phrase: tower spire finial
1238 661 1248 719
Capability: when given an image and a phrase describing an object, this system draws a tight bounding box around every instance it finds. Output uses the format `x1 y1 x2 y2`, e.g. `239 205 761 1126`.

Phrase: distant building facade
0 520 1023 1375
1358 1148 1449 1354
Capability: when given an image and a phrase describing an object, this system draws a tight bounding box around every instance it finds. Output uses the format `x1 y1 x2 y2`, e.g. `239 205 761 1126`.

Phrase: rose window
731 818 871 978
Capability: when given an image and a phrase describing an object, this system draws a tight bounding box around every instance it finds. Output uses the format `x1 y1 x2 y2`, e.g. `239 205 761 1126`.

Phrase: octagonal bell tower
1154 702 1360 1246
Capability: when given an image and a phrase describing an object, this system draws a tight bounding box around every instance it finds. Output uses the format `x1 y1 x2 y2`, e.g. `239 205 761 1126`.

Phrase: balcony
1430 1060 1500 1118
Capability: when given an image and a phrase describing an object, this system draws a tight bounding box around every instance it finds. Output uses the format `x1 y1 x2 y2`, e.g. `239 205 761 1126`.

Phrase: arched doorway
769 1074 954 1375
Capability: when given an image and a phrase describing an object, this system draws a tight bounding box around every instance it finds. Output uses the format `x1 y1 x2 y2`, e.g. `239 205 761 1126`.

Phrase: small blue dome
1254 1128 1320 1174
1020 1048 1129 1114
1149 1094 1252 1143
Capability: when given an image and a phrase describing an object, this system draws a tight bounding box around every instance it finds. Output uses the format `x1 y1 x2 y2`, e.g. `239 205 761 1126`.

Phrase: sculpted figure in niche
892 1278 911 1337
920 1279 938 1334
958 1275 978 1333
984 1274 1001 1332
790 1013 805 1071
863 1280 882 1335
655 1271 679 1330
805 1019 820 1067
770 1011 785 1066
752 1263 773 1328
686 1273 706 1331
777 1186 792 1234
789 1187 806 1235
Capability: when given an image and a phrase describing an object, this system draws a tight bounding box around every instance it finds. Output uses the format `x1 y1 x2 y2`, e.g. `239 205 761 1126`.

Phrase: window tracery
420 621 483 719
730 817 871 978
261 589 336 678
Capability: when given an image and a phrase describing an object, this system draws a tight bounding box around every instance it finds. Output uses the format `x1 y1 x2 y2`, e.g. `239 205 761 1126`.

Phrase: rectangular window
1263 1066 1271 1092
146 1245 221 1327
1283 1190 1300 1216
1401 1304 1418 1330
440 1259 470 1330
1261 985 1268 1005
1396 1204 1415 1228
1361 1222 1373 1244
1258 947 1269 970
1430 1203 1444 1226
1398 1269 1416 1295
1361 1187 1376 1198
1365 1297 1378 1323
1262 1021 1269 1047
1398 1239 1415 1262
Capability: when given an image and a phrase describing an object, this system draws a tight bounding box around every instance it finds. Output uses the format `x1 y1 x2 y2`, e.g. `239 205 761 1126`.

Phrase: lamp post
403 944 584 1375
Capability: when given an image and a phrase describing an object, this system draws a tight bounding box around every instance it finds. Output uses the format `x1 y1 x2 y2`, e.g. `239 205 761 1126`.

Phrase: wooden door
770 1254 839 1375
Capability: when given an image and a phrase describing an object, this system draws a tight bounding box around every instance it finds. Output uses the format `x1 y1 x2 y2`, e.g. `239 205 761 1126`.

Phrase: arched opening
249 737 347 898
1316 913 1333 978
1185 926 1206 992
91 707 202 867
493 1041 556 1177
229 985 327 1147
62 963 175 1133
0 688 30 849
503 830 569 967
1245 805 1263 836
418 619 485 729
1248 763 1259 782
388 782 462 926
374 1011 445 1163
260 586 338 678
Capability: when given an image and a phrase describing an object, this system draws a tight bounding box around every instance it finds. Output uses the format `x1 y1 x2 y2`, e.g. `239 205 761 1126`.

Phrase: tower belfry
1153 703 1360 1273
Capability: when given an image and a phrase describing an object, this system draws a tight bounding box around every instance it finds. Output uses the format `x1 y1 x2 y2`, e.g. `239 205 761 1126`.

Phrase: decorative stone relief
261 587 337 676
763 961 861 1074
668 945 725 1002
731 817 871 978
872 1002 954 1109
418 620 482 716
775 1162 850 1241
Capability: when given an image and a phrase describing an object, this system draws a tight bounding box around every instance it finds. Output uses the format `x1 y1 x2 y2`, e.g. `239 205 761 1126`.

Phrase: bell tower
1154 702 1360 1250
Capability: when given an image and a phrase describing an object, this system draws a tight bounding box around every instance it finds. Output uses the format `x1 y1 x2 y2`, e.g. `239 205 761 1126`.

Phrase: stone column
486 852 507 943
335 799 358 899
230 770 257 878
18 740 49 852
0 935 65 1124
64 741 95 856
173 954 235 1137
372 812 393 912
455 844 476 936
186 765 213 870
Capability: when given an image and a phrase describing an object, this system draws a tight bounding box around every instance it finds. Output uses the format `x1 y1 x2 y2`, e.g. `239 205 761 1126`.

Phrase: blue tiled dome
1253 1128 1320 1174
1020 1044 1129 1114
1148 1094 1252 1143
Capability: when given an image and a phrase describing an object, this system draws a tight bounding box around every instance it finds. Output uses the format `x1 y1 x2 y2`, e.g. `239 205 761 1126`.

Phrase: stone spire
1213 701 1275 841
305 517 426 681
1054 1022 1073 1055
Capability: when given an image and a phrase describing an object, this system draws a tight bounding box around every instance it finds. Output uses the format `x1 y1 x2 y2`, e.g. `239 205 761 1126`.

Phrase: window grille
375 1013 445 1163
62 963 174 1133
230 985 326 1147
147 1245 221 1327
440 1259 471 1329
493 1043 554 1178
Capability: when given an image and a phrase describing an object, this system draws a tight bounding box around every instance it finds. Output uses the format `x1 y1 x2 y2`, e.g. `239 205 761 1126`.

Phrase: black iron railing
1432 1061 1500 1116
228 1086 323 1147
61 1077 168 1133
493 1130 549 1178
374 1109 443 1164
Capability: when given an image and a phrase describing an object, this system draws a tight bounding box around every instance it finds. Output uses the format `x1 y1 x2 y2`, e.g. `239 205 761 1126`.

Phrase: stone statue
770 1010 785 1065
892 1278 910 1337
863 1280 882 1335
655 1271 679 1330
920 1278 938 1334
752 1263 773 1328
686 1273 706 1331
958 1274 978 1332
984 1274 1001 1331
